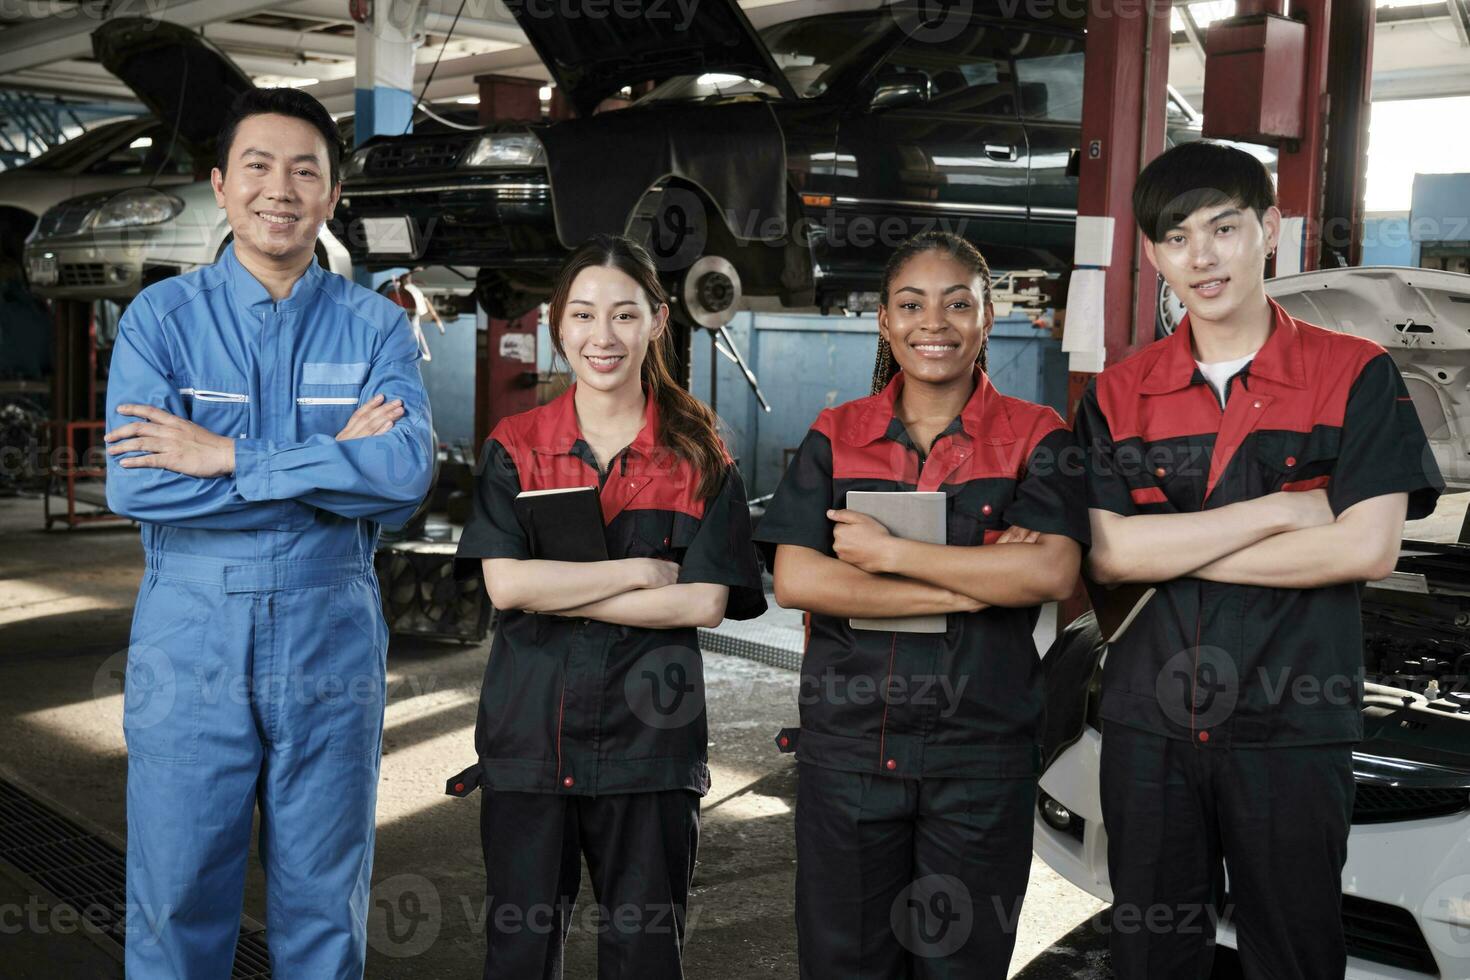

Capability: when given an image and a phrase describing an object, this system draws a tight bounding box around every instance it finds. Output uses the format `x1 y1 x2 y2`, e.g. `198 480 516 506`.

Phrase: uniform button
1252 401 1262 409
981 504 992 515
1197 731 1211 743
1154 467 1167 478
778 736 790 748
1285 456 1297 467
885 759 897 771
562 776 575 788
663 536 670 547
454 782 465 793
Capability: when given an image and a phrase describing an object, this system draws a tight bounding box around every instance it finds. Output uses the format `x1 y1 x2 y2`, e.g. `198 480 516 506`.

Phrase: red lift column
470 75 557 447
1060 0 1173 624
1070 0 1175 404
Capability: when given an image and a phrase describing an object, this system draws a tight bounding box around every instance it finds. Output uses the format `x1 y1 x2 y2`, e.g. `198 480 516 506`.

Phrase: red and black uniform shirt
753 367 1089 779
1073 299 1444 747
453 383 767 797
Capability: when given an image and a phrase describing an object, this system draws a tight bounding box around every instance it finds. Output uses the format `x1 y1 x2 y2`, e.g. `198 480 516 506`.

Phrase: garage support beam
1074 0 1174 372
0 0 285 77
1321 0 1376 269
353 0 427 146
1273 0 1333 273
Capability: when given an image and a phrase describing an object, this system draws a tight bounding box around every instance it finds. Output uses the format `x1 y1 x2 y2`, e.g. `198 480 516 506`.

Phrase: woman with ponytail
450 233 766 980
754 231 1089 978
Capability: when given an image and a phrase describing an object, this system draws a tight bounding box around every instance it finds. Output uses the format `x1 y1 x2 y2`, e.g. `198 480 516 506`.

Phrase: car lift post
1059 0 1173 622
469 75 566 446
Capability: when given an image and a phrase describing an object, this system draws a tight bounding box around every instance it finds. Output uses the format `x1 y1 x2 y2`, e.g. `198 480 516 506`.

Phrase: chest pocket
296 361 368 438
948 484 1009 546
177 378 250 439
1253 430 1339 495
626 508 699 563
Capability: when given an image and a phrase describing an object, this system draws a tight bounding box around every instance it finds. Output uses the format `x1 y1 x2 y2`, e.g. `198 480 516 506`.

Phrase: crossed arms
773 516 1081 619
481 557 730 630
1086 488 1406 589
103 296 435 531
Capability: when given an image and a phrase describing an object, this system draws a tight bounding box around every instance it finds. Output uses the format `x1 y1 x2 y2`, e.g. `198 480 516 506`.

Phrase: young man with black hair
1073 140 1444 978
104 87 434 978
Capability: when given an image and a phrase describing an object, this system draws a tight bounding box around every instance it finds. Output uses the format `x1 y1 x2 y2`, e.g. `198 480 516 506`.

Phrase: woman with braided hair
754 230 1089 978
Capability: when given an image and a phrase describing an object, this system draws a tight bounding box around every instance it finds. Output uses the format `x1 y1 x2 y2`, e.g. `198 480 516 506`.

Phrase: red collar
841 365 1017 446
526 381 661 456
1140 297 1307 395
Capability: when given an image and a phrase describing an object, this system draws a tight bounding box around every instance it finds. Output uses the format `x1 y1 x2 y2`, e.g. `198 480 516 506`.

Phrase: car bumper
1034 728 1470 979
335 170 564 271
23 224 212 300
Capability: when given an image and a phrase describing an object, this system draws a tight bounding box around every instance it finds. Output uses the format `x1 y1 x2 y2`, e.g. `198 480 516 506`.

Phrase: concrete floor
0 491 1117 978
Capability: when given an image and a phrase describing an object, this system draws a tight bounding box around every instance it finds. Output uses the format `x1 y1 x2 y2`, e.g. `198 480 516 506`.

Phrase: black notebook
514 487 610 562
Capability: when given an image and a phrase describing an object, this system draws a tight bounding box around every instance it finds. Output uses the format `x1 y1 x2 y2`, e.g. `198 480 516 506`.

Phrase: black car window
1011 31 1084 123
873 25 1017 116
82 122 193 176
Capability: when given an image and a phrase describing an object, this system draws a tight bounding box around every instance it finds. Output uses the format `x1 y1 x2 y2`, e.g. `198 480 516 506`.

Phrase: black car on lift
333 0 1202 352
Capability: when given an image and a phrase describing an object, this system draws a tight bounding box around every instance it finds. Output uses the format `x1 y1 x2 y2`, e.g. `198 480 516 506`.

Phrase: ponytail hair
871 231 993 395
546 233 727 499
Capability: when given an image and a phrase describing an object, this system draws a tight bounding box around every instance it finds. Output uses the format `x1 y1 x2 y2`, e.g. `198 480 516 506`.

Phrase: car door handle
985 143 1018 161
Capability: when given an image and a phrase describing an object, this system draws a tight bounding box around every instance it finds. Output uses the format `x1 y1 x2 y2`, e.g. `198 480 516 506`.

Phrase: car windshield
20 119 141 171
637 14 894 103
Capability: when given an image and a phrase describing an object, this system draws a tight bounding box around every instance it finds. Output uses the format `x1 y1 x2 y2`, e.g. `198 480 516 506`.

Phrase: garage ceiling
0 0 1465 126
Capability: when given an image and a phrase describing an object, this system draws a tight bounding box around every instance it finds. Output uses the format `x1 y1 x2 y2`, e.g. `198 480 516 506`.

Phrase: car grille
1342 895 1440 975
58 263 106 287
364 136 474 176
1354 784 1470 825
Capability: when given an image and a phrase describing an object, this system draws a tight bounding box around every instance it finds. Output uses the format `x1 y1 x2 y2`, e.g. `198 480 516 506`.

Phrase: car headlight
462 133 545 169
89 188 183 230
343 146 371 179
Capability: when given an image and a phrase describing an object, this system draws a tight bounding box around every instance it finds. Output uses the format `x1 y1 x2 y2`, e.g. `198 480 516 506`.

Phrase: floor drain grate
0 777 273 978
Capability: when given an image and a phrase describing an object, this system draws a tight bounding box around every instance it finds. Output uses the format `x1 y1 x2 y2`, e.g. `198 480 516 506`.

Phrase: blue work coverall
105 242 434 978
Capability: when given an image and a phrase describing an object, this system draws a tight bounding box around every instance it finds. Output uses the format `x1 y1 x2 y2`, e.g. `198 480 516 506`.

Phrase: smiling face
878 248 991 386
1144 199 1281 329
556 264 668 395
210 112 339 270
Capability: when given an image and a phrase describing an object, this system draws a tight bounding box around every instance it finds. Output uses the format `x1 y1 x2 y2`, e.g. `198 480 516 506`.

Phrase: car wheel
676 255 742 330
473 269 542 321
1157 276 1187 338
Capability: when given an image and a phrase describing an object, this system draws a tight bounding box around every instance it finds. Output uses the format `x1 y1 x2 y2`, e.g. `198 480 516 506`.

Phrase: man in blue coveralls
103 87 434 978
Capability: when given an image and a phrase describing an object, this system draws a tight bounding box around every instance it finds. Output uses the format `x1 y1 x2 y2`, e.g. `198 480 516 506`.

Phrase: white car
1035 265 1470 980
22 178 352 300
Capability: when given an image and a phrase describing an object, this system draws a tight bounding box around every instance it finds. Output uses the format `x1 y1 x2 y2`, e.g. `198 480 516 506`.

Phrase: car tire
473 269 542 321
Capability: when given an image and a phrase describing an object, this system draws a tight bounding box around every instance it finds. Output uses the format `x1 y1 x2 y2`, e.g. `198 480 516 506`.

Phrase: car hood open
91 18 254 162
507 0 795 116
1267 266 1470 492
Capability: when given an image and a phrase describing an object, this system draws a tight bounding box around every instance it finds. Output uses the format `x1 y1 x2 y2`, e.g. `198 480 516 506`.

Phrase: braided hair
871 231 993 395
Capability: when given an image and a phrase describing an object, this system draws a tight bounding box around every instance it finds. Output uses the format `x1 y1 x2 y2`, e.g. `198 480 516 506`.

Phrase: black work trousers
1100 722 1355 980
478 788 700 980
795 762 1037 980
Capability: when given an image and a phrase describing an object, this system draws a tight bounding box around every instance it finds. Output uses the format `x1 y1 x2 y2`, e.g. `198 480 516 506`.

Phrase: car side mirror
868 76 931 112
